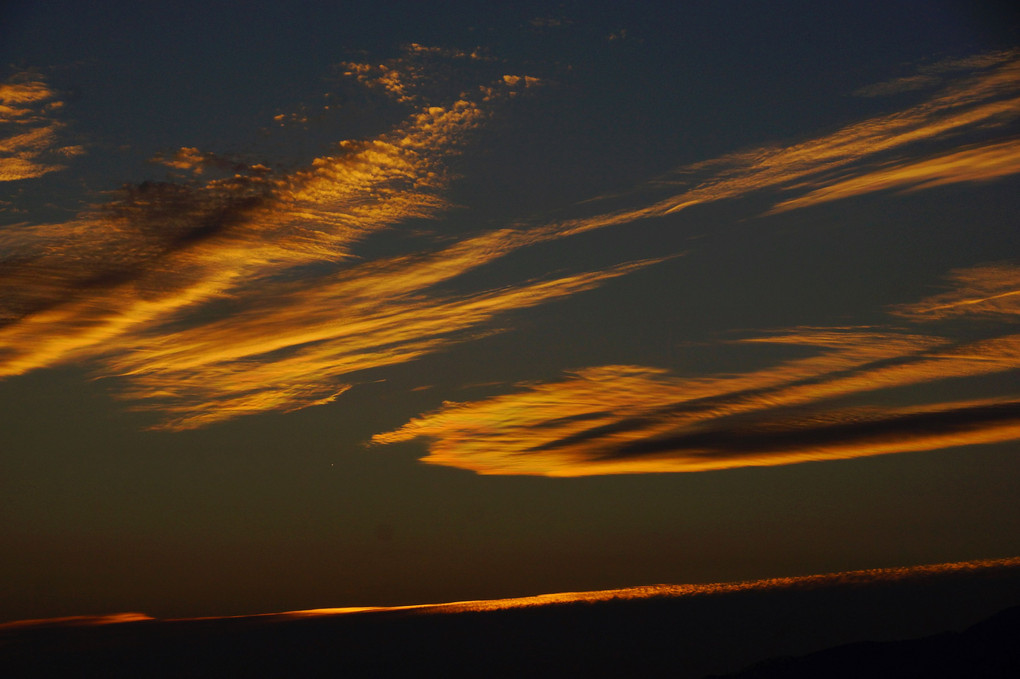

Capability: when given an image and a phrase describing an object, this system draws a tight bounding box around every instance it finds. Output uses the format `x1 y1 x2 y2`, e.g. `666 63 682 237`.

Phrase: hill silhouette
716 604 1020 678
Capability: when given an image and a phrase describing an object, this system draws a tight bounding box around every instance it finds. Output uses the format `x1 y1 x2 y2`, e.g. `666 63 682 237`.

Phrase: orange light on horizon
6 557 1016 629
0 612 153 631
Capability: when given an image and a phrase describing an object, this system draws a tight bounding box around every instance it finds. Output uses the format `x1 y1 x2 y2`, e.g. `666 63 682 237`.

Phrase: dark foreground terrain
715 605 1020 678
3 561 1019 678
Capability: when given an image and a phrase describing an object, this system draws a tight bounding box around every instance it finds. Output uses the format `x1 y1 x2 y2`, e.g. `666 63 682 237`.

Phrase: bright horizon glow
3 556 1016 629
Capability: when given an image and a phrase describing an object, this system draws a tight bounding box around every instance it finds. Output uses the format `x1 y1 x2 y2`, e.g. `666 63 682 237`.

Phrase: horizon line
3 555 1019 630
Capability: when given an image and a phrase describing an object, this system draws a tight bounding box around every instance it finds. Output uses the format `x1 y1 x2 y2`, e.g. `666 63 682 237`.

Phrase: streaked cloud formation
892 262 1020 321
0 72 82 182
374 264 1020 476
1 50 1016 433
114 253 664 430
0 51 657 429
767 140 1020 214
538 50 1020 236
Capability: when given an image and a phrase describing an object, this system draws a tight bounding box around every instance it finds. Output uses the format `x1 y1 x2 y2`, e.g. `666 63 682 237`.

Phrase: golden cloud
105 249 667 430
535 50 1020 239
339 42 493 104
891 262 1020 321
767 139 1020 214
149 147 266 176
0 94 490 372
3 50 1015 433
0 72 79 182
373 263 1020 476
0 67 670 429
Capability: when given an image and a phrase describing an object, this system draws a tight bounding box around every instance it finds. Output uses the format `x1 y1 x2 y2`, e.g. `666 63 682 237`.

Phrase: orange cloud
891 262 1020 321
339 42 495 104
374 263 1020 476
111 254 667 430
0 67 670 428
4 51 1015 432
0 94 489 374
852 74 942 98
853 49 1018 97
534 50 1020 238
0 72 79 181
417 556 1020 615
674 50 1020 217
767 139 1020 214
373 346 1020 476
149 147 267 176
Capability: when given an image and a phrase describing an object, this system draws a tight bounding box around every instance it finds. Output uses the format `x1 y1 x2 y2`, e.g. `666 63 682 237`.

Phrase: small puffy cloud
501 75 541 87
151 146 215 174
339 43 524 106
0 72 80 182
0 78 53 107
530 17 566 28
150 147 271 176
339 43 489 104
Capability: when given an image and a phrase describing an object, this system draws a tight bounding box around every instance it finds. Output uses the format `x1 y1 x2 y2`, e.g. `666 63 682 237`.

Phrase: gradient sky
1 0 1018 621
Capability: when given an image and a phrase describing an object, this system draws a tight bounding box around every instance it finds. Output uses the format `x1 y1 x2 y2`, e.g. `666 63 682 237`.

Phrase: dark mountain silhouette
715 604 1020 678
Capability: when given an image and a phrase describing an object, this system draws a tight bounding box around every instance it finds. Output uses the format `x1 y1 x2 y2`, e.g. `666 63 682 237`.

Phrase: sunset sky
1 1 1018 622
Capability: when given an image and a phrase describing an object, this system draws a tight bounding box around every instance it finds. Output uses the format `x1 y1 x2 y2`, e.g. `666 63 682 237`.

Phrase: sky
1 1 1018 622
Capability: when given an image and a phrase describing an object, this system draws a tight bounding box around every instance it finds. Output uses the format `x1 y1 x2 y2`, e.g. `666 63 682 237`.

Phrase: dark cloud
609 400 1020 461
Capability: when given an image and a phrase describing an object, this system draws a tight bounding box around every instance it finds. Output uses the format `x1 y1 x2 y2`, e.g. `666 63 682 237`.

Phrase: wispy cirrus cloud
852 50 1018 98
664 50 1020 217
766 139 1020 214
0 72 83 182
373 264 1020 476
3 49 1015 433
0 97 472 376
530 50 1020 238
112 250 667 430
0 54 667 429
891 262 1020 321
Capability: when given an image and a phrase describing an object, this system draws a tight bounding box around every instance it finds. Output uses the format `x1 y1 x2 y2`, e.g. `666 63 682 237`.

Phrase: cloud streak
891 263 1020 321
2 50 1015 432
0 85 492 375
531 50 1020 238
112 252 667 430
767 139 1020 214
0 57 667 429
373 264 1020 475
